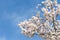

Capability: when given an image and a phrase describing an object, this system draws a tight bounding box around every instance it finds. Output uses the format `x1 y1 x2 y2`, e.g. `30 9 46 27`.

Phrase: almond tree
18 0 60 40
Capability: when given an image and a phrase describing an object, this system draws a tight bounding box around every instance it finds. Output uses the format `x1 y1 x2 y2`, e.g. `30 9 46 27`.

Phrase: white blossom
18 0 60 40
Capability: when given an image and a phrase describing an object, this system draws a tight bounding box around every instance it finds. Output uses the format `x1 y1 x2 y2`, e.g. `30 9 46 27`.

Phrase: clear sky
0 0 60 40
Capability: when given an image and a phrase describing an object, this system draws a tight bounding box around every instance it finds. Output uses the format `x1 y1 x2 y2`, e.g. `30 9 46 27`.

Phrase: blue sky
0 0 60 40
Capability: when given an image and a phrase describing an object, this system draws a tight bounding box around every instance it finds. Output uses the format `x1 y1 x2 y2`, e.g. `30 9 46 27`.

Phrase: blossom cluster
18 0 60 40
